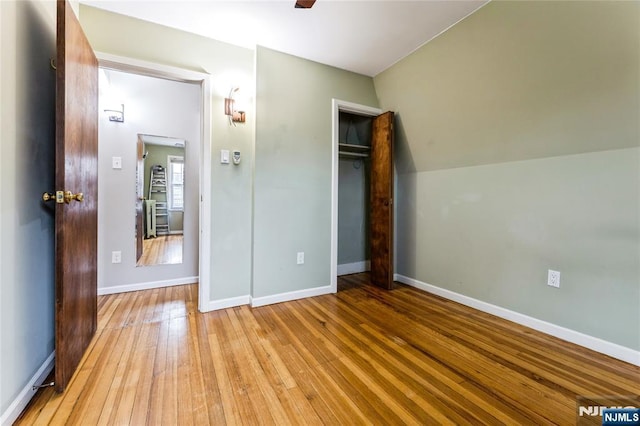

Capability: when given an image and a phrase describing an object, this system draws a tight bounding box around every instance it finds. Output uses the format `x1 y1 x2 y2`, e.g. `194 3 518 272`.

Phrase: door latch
42 191 83 203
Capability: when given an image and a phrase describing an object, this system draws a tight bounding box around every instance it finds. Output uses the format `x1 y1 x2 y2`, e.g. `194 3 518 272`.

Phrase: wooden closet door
369 111 394 290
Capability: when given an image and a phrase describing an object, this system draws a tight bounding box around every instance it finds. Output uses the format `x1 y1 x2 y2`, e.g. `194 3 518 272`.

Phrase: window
167 155 184 210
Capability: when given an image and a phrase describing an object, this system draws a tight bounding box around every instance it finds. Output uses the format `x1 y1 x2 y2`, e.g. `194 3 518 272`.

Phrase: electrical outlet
112 251 122 264
112 156 122 169
297 252 304 265
547 269 560 288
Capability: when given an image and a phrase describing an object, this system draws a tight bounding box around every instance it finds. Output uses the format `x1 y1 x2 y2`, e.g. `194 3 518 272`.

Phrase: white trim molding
193 283 336 311
394 274 640 366
251 285 333 308
205 295 252 311
1 352 55 426
337 260 370 276
98 276 199 295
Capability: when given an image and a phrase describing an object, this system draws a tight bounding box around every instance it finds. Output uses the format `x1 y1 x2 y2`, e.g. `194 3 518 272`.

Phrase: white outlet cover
548 269 560 288
297 252 304 265
112 251 122 264
112 156 122 169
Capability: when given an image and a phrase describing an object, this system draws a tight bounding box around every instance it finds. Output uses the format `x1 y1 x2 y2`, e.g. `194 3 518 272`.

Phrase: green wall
80 5 255 301
254 47 378 297
374 1 639 350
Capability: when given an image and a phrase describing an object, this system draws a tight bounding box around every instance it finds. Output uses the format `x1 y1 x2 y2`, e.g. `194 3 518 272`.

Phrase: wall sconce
104 104 125 123
224 87 245 126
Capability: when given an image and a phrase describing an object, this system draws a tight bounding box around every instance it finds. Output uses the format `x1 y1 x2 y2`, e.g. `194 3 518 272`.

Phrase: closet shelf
339 143 370 151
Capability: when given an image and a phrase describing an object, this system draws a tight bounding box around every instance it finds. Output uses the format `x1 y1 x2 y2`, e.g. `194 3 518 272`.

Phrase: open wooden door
136 136 144 261
53 0 99 392
370 111 394 290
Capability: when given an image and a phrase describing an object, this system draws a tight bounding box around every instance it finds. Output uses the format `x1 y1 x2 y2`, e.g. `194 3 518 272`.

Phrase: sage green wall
374 1 639 350
144 145 185 198
80 6 254 301
0 0 56 419
254 47 378 297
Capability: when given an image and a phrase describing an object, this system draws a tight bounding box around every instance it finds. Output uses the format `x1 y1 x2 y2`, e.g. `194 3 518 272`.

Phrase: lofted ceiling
81 0 488 77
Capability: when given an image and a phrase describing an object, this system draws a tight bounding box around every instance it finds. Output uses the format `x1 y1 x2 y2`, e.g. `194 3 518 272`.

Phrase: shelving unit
148 165 170 236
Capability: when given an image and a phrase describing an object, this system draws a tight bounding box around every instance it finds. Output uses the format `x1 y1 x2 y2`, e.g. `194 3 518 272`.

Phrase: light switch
220 149 230 164
112 156 122 169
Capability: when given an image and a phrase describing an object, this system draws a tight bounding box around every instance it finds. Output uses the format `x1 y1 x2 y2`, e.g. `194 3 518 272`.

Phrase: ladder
148 165 170 236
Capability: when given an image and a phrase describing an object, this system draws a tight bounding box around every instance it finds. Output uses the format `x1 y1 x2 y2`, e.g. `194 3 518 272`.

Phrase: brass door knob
43 190 83 203
64 191 84 203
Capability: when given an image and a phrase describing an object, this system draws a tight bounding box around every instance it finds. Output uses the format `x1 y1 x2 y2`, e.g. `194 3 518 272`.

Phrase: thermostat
232 150 241 165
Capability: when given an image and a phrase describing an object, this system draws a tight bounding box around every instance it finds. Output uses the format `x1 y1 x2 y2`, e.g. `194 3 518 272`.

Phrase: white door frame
96 52 212 312
330 99 382 293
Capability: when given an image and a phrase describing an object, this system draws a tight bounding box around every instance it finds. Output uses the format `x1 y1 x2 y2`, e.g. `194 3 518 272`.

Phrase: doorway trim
331 99 382 293
96 52 212 312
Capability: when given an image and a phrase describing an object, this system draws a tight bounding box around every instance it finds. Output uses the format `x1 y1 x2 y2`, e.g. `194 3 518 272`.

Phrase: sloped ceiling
81 0 488 76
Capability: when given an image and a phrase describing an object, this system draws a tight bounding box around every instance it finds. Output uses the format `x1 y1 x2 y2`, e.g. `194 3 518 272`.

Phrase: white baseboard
394 274 640 366
201 284 336 312
337 260 370 276
202 295 251 312
251 285 333 308
1 351 55 426
98 276 199 295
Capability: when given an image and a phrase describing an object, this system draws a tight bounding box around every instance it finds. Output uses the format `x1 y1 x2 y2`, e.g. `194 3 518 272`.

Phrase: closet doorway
331 100 394 291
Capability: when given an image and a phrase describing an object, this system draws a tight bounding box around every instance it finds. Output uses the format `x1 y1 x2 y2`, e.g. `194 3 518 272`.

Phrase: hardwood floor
16 273 639 425
137 235 183 267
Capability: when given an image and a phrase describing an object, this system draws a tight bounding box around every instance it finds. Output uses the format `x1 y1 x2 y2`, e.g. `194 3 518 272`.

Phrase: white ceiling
82 0 488 77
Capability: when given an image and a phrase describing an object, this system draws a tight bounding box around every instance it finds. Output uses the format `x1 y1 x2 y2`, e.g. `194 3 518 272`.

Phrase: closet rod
339 151 369 158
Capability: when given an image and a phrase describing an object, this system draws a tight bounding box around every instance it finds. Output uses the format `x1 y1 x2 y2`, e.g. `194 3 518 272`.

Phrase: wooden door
54 0 99 393
136 136 144 261
370 111 394 289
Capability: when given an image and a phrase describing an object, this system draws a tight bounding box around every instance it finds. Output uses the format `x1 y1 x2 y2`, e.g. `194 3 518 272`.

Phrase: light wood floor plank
258 305 370 425
234 306 322 425
208 331 244 425
214 310 264 425
15 274 640 425
305 297 498 425
129 323 161 425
